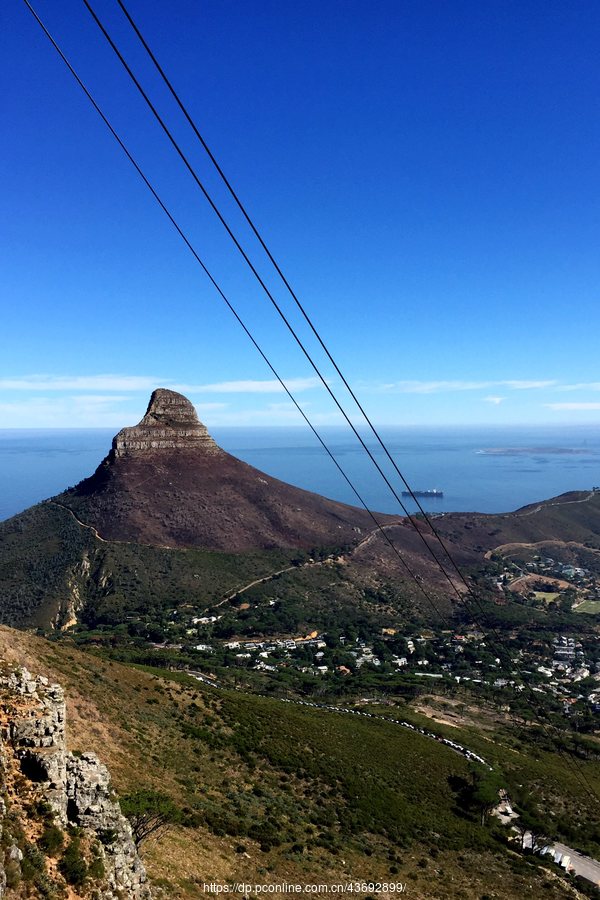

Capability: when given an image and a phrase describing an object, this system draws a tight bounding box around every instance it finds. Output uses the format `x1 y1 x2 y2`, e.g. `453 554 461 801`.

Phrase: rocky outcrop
0 666 151 899
5 671 67 820
66 752 149 897
112 388 220 457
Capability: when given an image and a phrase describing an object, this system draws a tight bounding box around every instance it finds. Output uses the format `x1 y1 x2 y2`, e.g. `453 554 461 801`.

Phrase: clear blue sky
2 0 600 428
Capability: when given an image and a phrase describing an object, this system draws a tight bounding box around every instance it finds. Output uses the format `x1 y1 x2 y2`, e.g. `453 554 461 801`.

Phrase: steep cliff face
0 666 151 899
113 388 220 457
57 388 386 551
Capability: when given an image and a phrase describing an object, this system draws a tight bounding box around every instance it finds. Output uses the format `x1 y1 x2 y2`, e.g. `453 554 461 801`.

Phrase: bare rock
0 667 152 898
67 753 150 898
3 669 68 821
113 388 219 457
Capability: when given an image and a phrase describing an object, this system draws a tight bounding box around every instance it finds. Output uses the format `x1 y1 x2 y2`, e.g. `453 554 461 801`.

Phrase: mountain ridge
57 389 390 552
0 389 598 633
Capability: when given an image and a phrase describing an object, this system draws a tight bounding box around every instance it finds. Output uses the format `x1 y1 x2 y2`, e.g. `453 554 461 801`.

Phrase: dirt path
49 501 408 616
48 502 430 614
50 501 349 614
507 573 573 592
514 490 596 518
211 519 406 609
48 500 113 544
48 501 204 552
186 670 492 768
212 564 301 607
352 520 404 552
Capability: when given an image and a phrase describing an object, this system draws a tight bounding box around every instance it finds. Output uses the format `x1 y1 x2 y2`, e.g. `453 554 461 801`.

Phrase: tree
513 795 553 855
120 790 181 847
448 767 506 826
471 769 505 826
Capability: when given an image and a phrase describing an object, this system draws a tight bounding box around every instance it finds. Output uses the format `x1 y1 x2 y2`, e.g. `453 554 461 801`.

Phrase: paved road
550 840 600 885
521 832 600 885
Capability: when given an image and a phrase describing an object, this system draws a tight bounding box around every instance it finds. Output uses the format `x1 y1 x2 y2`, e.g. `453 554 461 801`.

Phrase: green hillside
0 502 442 635
1 627 596 899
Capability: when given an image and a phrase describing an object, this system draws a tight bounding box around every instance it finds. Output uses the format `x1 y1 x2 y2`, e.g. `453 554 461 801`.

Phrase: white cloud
0 375 324 395
371 379 555 395
0 394 331 429
544 402 600 411
174 377 324 394
194 403 228 412
208 409 345 426
502 380 557 390
0 375 161 392
375 380 491 394
2 372 597 427
70 395 129 406
203 403 306 426
556 382 600 392
0 373 331 428
0 396 131 428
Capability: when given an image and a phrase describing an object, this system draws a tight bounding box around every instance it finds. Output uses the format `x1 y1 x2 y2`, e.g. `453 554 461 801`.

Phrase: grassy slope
396 696 600 860
0 503 94 627
0 628 590 900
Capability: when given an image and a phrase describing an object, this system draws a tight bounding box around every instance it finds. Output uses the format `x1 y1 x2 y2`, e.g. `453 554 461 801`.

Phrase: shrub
88 846 105 881
38 824 64 856
21 842 46 882
4 859 21 889
97 828 118 846
59 837 87 887
27 799 55 822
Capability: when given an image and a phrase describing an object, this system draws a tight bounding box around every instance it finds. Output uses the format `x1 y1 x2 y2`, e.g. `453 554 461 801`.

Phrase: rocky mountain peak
51 387 386 552
139 388 201 427
112 388 220 457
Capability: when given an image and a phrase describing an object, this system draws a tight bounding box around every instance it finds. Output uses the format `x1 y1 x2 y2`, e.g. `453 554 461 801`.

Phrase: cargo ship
402 489 443 498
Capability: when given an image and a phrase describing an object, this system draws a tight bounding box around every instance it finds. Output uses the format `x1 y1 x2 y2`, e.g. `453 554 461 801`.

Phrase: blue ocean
0 425 599 522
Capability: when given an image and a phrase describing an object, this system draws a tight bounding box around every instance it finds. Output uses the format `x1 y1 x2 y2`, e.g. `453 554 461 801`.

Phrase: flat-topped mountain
56 389 388 551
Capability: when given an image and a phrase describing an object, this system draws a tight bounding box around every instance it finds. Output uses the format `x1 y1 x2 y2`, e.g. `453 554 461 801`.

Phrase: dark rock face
113 388 219 456
57 389 390 551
